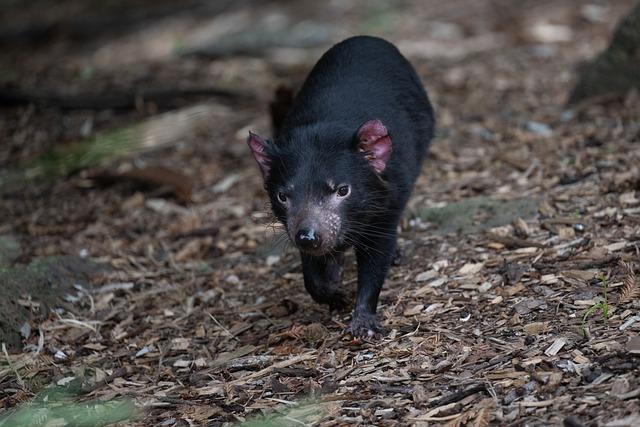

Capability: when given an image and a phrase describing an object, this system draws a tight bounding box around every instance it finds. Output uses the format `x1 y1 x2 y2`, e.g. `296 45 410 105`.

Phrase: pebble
266 255 281 266
526 121 552 137
225 274 240 285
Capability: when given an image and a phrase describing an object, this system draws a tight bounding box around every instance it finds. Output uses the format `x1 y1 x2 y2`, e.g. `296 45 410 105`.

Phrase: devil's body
248 36 435 337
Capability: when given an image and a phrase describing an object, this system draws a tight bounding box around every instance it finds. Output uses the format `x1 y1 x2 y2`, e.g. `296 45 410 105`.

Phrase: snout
295 228 322 251
287 210 342 256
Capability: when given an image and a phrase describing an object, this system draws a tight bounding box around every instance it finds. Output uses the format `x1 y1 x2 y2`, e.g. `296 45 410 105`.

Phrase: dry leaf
606 241 627 252
504 283 525 297
459 262 484 275
545 338 566 356
627 336 640 355
562 269 597 282
523 322 549 335
415 270 438 282
558 226 576 239
472 406 491 427
513 218 530 237
404 304 424 316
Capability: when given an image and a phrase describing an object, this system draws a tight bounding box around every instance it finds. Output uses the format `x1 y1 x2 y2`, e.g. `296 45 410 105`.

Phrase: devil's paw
347 311 381 339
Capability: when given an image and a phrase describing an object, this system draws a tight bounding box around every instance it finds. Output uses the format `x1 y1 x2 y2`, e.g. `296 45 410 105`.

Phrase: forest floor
1 0 640 426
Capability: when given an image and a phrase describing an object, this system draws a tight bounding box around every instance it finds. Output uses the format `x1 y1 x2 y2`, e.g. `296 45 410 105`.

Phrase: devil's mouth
297 245 331 256
292 236 345 257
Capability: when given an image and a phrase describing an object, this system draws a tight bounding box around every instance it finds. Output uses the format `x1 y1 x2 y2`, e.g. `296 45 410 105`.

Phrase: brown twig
428 384 487 408
0 86 251 110
486 233 546 249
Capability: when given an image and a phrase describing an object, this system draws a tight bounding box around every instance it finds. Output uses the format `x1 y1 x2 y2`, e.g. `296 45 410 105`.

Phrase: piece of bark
428 384 487 408
486 233 546 249
0 86 250 110
90 166 193 204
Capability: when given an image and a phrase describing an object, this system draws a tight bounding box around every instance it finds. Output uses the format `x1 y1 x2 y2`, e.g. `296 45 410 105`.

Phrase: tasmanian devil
247 35 435 338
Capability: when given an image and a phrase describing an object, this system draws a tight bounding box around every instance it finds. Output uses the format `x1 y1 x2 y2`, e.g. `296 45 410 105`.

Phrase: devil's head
248 120 392 256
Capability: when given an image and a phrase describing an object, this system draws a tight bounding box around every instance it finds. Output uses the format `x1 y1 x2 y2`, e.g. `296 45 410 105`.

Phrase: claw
391 247 403 266
347 311 381 339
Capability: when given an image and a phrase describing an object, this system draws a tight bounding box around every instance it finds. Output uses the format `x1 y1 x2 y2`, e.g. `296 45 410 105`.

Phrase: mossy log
0 255 99 350
568 2 640 105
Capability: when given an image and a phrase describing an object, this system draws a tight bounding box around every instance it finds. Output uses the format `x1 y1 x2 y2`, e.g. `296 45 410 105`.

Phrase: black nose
295 228 322 250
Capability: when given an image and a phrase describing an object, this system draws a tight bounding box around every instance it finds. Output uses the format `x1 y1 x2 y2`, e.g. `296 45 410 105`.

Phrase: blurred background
0 0 635 167
1 1 640 425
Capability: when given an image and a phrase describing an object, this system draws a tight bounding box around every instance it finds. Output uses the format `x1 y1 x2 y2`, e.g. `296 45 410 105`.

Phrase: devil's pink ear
357 119 392 174
247 132 272 179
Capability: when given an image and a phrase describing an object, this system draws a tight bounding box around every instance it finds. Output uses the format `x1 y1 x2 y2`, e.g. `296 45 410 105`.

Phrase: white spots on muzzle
289 197 344 253
318 210 341 244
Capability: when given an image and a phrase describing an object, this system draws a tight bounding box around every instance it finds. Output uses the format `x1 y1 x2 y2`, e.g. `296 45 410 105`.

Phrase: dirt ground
1 0 640 426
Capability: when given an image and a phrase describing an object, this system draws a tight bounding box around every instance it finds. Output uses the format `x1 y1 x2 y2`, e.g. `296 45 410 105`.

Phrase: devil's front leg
301 251 348 311
348 228 397 338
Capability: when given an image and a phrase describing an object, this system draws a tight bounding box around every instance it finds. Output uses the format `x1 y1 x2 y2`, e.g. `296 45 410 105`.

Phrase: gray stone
0 235 21 267
418 196 539 235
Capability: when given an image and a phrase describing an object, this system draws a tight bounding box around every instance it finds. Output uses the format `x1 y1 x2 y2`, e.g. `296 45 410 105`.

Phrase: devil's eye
277 191 287 203
336 185 350 197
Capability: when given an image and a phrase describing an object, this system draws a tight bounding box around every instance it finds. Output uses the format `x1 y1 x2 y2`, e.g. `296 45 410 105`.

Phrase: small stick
486 233 546 249
226 353 316 386
2 342 25 388
207 312 239 341
428 384 486 408
35 327 44 356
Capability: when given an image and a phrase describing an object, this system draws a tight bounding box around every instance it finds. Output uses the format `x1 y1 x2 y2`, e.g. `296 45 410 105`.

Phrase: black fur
260 36 434 338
